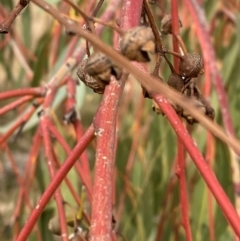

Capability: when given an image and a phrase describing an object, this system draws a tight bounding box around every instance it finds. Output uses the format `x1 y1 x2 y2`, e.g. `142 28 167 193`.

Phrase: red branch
171 1 192 240
205 132 216 241
175 141 193 241
153 94 240 238
184 0 234 136
3 143 43 241
13 128 41 226
0 0 30 34
0 87 45 100
48 122 93 201
16 125 95 241
0 98 44 146
89 0 143 240
90 77 125 241
0 95 33 116
40 83 69 240
66 77 93 194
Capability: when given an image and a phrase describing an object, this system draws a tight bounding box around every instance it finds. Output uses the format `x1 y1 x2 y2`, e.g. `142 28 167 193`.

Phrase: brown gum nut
167 73 185 92
77 59 106 94
120 26 155 62
179 53 204 78
198 95 215 120
161 14 182 35
85 52 122 83
48 216 61 236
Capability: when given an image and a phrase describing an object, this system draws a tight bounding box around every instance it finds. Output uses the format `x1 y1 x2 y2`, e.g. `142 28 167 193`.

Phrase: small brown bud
198 95 215 121
48 215 61 236
167 73 185 92
181 83 215 124
179 53 204 78
120 26 155 62
77 59 106 94
161 15 182 35
85 52 122 83
182 99 206 124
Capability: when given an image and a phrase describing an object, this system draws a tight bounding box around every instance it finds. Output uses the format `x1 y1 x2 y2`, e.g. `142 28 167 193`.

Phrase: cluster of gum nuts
77 15 214 125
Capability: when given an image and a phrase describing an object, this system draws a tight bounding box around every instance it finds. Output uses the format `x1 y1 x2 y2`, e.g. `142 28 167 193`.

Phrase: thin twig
0 0 30 34
143 0 162 52
16 125 95 241
153 94 240 237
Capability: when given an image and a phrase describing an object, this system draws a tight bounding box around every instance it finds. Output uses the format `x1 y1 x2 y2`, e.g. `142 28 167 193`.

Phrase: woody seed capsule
179 53 204 78
77 59 106 94
161 14 182 35
85 52 122 83
167 73 185 92
120 26 155 62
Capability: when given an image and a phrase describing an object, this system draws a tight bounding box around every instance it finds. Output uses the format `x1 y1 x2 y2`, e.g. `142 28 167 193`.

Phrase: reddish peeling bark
89 1 143 240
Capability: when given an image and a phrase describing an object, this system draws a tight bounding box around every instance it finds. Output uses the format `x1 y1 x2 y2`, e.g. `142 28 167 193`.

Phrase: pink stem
48 122 93 201
66 77 93 192
0 95 33 116
90 77 125 241
0 87 44 100
16 125 95 241
205 132 216 241
0 98 44 146
40 85 69 241
89 0 143 240
153 94 240 238
175 141 193 241
184 0 234 136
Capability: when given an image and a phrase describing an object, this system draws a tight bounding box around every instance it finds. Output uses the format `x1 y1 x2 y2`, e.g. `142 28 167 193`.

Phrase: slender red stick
16 125 95 241
184 0 234 136
153 94 240 238
89 0 143 240
171 1 193 239
66 77 92 193
90 77 126 241
40 84 69 240
48 122 93 201
206 132 216 241
0 95 33 116
175 142 193 241
0 98 44 146
0 87 44 100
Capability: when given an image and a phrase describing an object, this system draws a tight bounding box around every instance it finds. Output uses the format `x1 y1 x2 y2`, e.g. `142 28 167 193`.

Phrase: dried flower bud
181 83 214 124
181 99 206 124
77 59 106 94
198 95 215 121
48 215 61 236
48 212 80 236
161 15 182 35
120 26 155 62
179 53 204 78
167 73 185 92
85 52 122 84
